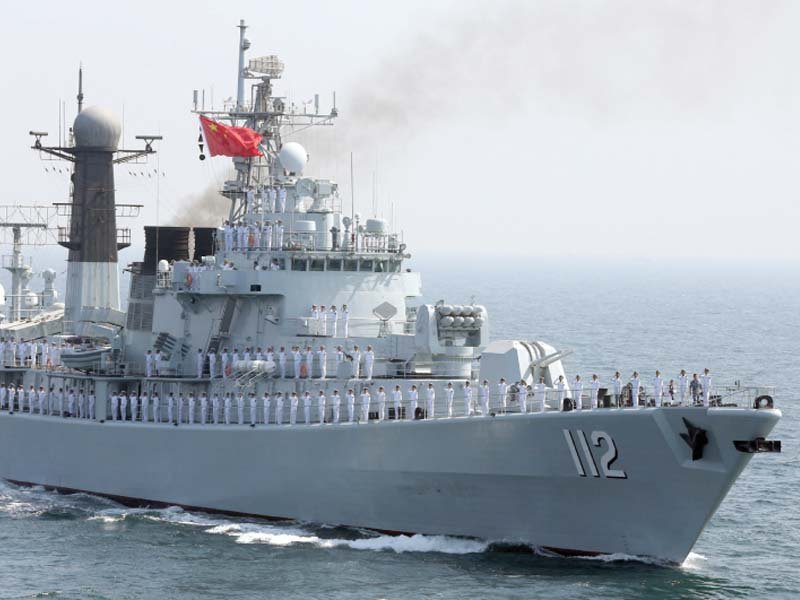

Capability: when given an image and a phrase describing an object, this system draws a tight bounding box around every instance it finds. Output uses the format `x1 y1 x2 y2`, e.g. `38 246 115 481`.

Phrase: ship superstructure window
327 258 342 271
376 260 389 273
344 259 358 271
390 260 402 272
310 259 324 272
292 258 308 271
359 260 374 272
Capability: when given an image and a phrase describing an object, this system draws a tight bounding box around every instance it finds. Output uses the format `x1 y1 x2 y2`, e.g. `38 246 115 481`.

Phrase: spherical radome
73 106 122 150
278 142 308 173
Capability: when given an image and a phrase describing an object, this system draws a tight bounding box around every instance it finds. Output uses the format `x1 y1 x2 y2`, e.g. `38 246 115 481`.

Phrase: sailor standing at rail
327 306 337 337
610 371 622 407
237 391 246 424
444 382 455 417
120 391 128 421
206 349 216 379
262 221 272 252
208 392 218 424
303 391 312 424
517 381 527 414
141 390 150 422
237 221 247 251
304 345 314 378
110 391 119 420
167 392 175 424
346 389 356 423
318 305 327 336
243 347 252 362
497 378 508 412
199 392 208 425
360 388 371 422
274 392 284 424
317 346 327 379
278 346 287 378
277 185 286 213
66 388 75 417
249 392 257 425
310 305 319 335
188 392 196 424
555 376 567 410
479 380 489 416
408 385 419 419
145 350 154 378
351 345 361 379
262 392 271 424
317 390 327 423
391 385 402 420
376 386 386 421
38 386 46 415
222 393 230 425
335 345 344 370
364 346 375 380
290 346 300 378
630 372 641 408
590 374 601 409
675 369 687 406
532 376 547 411
0 383 7 410
573 375 583 410
221 348 230 379
77 388 85 418
274 220 284 249
152 391 161 423
176 392 185 424
463 381 473 416
341 304 350 338
652 370 664 407
289 392 299 425
331 390 341 423
129 389 140 421
700 368 712 407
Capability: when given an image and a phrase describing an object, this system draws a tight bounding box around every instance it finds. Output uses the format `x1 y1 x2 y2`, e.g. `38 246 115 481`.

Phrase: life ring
186 273 193 287
754 395 773 409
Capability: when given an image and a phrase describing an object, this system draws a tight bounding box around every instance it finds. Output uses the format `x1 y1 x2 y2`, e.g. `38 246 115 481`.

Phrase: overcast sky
1 0 798 279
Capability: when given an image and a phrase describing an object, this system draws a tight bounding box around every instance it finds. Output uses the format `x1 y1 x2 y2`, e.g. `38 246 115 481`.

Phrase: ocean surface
1 259 797 600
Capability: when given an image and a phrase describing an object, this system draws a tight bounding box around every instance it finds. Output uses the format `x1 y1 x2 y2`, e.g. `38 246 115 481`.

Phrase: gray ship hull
0 407 779 563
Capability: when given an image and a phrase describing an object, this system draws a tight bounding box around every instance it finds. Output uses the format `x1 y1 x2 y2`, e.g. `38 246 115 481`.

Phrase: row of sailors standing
221 219 286 254
0 383 96 418
308 304 349 337
0 338 67 369
245 185 288 215
181 342 374 379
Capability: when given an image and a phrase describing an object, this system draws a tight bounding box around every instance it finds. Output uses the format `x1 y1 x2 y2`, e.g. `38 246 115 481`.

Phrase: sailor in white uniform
555 376 567 410
120 391 129 421
167 392 175 424
425 384 436 419
479 380 490 416
364 346 375 380
152 392 161 423
327 306 337 337
408 385 419 419
573 375 583 410
277 186 286 213
351 345 361 379
38 386 47 416
341 304 350 338
262 221 272 251
188 392 197 424
317 346 327 379
262 392 271 424
517 381 527 414
392 385 402 419
610 371 622 406
221 348 230 379
310 305 319 335
0 383 7 410
66 389 75 417
207 350 217 379
360 388 371 422
243 347 252 362
236 222 247 251
141 390 150 422
278 346 287 378
677 369 688 406
346 389 356 423
303 391 312 424
317 390 327 423
652 370 664 408
700 368 712 407
463 381 473 416
209 392 218 424
223 393 231 425
249 392 257 425
145 350 154 378
275 392 284 425
318 305 327 336
199 392 208 425
274 220 284 249
532 377 547 412
176 393 185 424
304 345 314 378
445 382 455 417
630 372 641 408
289 392 299 425
590 374 601 409
237 391 245 424
373 386 386 421
196 349 205 379
232 348 241 365
331 390 341 423
77 388 85 418
111 391 119 421
291 346 302 379
223 221 234 252
497 378 508 412
130 390 139 421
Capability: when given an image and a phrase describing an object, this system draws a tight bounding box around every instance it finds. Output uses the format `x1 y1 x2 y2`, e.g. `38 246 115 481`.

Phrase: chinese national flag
199 115 263 157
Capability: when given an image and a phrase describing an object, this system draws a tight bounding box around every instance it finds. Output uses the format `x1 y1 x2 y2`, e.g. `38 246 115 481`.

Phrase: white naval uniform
145 353 154 378
611 377 622 406
517 386 527 414
328 310 337 337
274 224 284 249
346 392 356 423
479 385 490 416
224 396 231 425
555 381 567 410
289 395 298 425
700 374 712 407
200 396 208 425
590 380 601 409
221 352 230 379
262 395 271 424
38 390 47 415
237 395 245 424
364 351 375 380
167 395 175 424
678 374 688 406
573 381 583 410
188 396 196 424
250 397 257 425
463 385 473 416
67 392 75 416
141 394 149 422
408 389 418 419
445 387 455 417
152 395 160 422
208 352 216 378
310 308 320 335
376 391 386 421
278 352 287 378
630 377 641 407
341 309 350 338
275 395 284 425
392 390 402 419
224 226 234 252
121 394 129 421
177 396 185 424
360 391 370 422
88 393 96 419
303 350 313 378
351 350 361 379
652 376 664 408
111 394 119 420
533 383 547 411
332 393 341 423
317 350 327 379
292 351 302 378
497 382 508 411
317 393 326 423
196 352 204 378
303 394 312 424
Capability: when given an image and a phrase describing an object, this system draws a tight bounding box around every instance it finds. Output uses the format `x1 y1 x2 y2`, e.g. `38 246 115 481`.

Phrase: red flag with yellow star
199 115 262 157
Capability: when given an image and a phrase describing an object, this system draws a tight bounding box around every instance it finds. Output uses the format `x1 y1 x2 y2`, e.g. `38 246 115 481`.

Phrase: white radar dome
73 106 122 150
278 142 308 173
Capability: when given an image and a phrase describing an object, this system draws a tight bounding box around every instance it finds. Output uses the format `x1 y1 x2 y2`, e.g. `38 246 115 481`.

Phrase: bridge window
359 260 374 272
310 259 325 272
327 258 342 271
344 259 358 272
292 258 308 271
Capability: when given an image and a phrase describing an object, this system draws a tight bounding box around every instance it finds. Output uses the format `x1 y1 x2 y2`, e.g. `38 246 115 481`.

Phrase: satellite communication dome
73 106 122 150
278 142 308 173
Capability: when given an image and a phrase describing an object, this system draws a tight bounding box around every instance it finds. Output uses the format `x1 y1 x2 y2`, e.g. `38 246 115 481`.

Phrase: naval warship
0 20 782 564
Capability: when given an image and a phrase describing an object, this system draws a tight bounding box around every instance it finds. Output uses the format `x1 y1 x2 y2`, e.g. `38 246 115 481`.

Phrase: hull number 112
563 429 627 479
